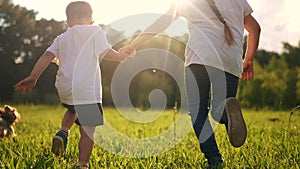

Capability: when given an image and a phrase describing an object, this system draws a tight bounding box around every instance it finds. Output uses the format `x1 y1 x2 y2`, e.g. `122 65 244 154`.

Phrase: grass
0 105 299 169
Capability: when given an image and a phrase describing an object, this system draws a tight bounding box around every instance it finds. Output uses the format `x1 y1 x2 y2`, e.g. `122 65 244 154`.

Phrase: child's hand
242 58 254 80
118 46 136 62
14 75 37 94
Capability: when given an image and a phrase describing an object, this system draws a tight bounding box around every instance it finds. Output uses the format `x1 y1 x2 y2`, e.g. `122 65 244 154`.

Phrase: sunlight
172 0 188 5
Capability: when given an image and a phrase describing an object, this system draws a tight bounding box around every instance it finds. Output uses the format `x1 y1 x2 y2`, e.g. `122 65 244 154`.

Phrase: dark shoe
51 130 68 156
206 163 224 169
225 97 247 147
75 162 89 169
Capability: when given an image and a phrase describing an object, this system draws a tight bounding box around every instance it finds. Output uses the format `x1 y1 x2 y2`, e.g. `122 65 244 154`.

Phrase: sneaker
51 130 68 156
76 162 89 169
225 97 247 147
206 163 224 169
207 161 224 169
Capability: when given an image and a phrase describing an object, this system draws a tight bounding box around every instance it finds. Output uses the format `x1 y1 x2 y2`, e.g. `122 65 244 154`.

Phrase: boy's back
47 25 111 105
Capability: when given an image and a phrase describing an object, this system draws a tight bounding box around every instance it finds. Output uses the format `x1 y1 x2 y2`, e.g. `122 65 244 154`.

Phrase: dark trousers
185 64 239 165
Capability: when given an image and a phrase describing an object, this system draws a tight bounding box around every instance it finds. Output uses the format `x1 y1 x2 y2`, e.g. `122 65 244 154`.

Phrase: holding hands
104 46 136 62
118 46 136 62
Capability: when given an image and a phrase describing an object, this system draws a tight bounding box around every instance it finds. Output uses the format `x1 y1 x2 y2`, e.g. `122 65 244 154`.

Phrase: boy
14 1 134 168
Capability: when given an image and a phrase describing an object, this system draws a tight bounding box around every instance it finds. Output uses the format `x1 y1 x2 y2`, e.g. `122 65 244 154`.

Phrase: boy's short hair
66 1 93 20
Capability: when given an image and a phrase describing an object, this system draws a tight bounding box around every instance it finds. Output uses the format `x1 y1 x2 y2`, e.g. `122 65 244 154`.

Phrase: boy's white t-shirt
47 25 111 105
176 0 253 77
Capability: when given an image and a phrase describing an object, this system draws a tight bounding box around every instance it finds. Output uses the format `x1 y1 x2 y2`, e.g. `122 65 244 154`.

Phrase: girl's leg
209 69 246 147
209 68 239 128
222 72 239 127
185 64 223 166
208 66 227 125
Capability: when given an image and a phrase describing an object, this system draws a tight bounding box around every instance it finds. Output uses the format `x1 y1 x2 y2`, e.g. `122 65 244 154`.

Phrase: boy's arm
14 51 55 94
102 48 135 62
242 14 261 80
30 51 56 79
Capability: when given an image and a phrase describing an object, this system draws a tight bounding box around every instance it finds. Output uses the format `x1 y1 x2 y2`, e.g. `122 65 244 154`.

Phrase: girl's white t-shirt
47 25 111 105
176 0 253 77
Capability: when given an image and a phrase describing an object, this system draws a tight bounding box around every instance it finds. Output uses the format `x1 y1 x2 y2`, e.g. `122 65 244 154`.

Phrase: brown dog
0 105 21 137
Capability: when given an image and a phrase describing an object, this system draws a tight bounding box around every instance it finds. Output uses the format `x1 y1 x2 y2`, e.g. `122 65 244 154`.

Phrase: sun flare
172 0 187 3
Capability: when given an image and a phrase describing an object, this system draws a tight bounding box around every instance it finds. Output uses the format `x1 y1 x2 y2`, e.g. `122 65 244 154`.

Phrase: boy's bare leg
52 110 77 156
61 110 78 135
78 126 95 166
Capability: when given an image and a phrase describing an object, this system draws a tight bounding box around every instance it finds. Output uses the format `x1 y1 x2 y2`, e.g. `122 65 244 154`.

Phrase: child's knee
80 126 95 138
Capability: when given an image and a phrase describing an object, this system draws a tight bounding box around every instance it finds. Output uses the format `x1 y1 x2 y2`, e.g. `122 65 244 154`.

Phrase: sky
12 0 300 53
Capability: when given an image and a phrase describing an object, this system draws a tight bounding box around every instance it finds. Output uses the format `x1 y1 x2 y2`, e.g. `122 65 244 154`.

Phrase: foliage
238 40 300 109
0 0 36 101
0 105 299 168
0 1 300 110
0 0 65 102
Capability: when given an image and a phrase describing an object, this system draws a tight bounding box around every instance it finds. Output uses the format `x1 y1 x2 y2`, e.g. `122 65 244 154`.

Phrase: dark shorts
62 103 104 126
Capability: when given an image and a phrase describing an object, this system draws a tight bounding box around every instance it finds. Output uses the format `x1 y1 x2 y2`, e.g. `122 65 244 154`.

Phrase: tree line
1 0 299 110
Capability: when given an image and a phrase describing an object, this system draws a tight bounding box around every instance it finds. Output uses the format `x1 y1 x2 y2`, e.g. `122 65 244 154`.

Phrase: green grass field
0 105 299 169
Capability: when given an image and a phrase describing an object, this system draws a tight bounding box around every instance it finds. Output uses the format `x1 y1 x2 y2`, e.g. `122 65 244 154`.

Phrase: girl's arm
242 14 261 80
129 4 178 49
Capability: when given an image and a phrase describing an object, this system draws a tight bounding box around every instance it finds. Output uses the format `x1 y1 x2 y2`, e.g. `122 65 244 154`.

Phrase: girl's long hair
206 0 235 46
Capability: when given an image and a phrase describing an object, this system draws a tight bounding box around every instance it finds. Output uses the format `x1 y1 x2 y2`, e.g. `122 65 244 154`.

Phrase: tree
280 42 300 107
100 33 185 108
0 0 36 101
255 49 280 67
238 60 264 108
281 42 300 69
13 19 67 104
0 0 66 103
238 41 300 109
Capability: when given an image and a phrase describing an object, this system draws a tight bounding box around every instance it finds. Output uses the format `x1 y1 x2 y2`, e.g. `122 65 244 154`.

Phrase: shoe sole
51 136 65 156
225 97 247 147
